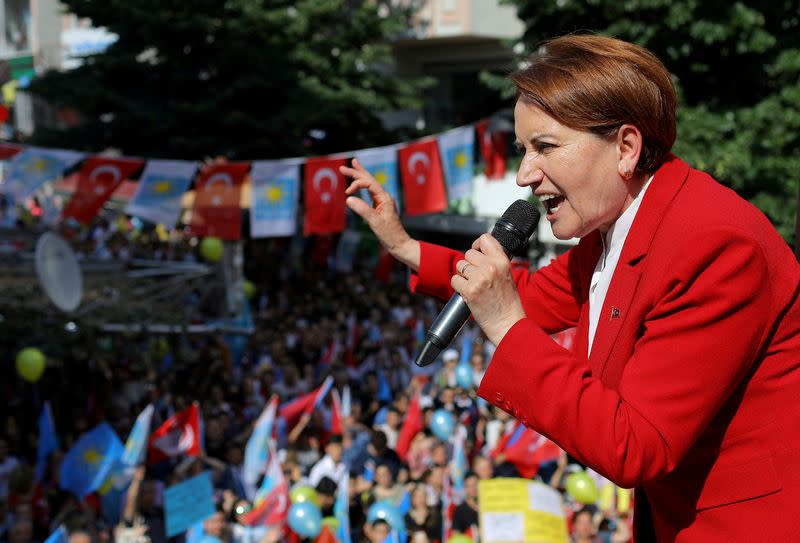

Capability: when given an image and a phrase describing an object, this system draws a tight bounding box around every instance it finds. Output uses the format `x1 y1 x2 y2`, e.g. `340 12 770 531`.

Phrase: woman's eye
535 142 555 153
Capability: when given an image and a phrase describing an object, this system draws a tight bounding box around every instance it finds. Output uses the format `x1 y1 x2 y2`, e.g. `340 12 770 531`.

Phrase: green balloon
16 347 45 383
242 280 256 300
447 535 473 543
200 237 224 262
322 516 339 530
290 485 320 507
566 471 600 505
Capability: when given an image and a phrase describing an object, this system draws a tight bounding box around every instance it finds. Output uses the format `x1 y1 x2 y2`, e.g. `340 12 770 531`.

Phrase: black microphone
415 200 540 367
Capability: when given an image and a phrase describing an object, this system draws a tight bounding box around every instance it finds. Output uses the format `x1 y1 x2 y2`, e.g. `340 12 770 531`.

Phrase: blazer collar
618 154 690 266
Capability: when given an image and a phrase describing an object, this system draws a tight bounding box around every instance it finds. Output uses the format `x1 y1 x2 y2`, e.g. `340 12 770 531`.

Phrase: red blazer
411 155 800 541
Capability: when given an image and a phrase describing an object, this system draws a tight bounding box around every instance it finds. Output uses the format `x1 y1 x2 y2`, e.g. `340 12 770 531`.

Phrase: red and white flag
304 156 347 235
190 162 250 240
398 139 447 216
278 376 334 430
61 157 144 224
241 443 289 527
476 119 507 180
147 403 202 464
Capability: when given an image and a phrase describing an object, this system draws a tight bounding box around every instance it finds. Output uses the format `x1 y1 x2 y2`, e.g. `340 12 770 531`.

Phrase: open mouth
539 194 565 215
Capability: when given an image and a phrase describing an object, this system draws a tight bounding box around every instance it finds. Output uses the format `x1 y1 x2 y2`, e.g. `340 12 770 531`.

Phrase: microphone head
491 199 540 256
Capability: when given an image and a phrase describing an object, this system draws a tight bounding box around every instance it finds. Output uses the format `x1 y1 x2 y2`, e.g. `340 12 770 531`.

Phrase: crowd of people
1 215 633 543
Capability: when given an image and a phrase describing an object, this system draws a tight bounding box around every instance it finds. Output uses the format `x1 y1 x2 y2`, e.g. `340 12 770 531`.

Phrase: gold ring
460 262 469 276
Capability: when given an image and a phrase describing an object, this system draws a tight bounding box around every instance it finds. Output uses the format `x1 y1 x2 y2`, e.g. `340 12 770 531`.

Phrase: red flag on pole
396 391 423 461
61 157 144 224
147 403 202 464
190 162 249 240
476 119 507 180
304 157 347 235
278 376 334 430
398 139 447 216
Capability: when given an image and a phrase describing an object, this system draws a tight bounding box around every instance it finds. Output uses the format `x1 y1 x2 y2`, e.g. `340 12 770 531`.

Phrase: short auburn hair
511 34 677 173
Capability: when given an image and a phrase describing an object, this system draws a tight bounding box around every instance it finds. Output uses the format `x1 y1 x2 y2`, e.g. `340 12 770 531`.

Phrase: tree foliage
495 0 800 241
29 0 430 160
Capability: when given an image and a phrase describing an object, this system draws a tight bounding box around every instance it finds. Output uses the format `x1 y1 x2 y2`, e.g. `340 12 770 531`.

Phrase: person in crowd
403 483 441 542
363 518 390 543
342 32 800 541
307 434 346 489
571 507 603 543
451 472 479 536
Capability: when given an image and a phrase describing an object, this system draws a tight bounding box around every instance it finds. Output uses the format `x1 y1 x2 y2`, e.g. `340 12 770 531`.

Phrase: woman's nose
517 154 544 187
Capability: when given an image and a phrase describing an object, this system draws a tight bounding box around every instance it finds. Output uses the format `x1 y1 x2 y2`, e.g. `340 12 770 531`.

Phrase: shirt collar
603 174 655 255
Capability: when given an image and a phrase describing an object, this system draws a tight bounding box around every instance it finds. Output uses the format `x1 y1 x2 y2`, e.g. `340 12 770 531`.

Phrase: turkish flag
396 391 423 461
190 162 249 240
476 119 507 180
147 403 202 464
0 142 24 160
398 139 447 216
61 157 144 224
304 156 347 235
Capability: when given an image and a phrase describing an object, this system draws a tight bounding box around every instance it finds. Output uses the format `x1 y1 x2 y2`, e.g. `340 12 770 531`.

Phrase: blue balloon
367 501 404 532
288 502 322 538
430 409 455 441
455 362 474 389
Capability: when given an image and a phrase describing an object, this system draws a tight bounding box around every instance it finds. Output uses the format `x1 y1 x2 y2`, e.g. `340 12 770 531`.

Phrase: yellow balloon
16 347 45 383
599 483 615 511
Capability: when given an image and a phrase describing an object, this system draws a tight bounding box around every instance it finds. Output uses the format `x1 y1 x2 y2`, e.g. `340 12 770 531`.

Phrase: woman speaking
340 34 800 541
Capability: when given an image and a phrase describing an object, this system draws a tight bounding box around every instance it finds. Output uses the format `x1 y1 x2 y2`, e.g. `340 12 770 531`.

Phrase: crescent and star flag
60 423 125 499
243 396 279 498
352 145 401 213
437 126 475 202
147 403 202 465
1 147 84 203
398 139 446 216
476 119 508 180
250 159 300 238
241 442 289 527
61 156 145 224
304 156 347 235
190 162 250 240
125 160 197 227
278 376 334 430
396 390 423 461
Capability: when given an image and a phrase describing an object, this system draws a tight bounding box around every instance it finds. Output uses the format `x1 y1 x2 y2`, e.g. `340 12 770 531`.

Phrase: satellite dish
35 232 82 312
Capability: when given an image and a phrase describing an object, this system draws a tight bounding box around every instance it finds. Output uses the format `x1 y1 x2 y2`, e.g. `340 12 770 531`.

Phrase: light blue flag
243 397 278 499
250 159 300 238
43 525 68 543
125 160 197 227
35 401 58 481
1 147 84 202
60 423 125 499
437 126 475 203
122 404 154 467
335 470 352 543
100 405 154 523
450 426 468 500
353 145 401 213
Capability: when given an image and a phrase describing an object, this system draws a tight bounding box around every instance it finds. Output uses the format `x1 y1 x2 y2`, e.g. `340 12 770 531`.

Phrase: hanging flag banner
190 162 250 240
250 159 300 238
438 126 475 202
479 478 568 543
476 119 508 180
352 145 401 213
304 156 347 235
398 139 447 216
126 160 197 227
1 147 84 202
61 156 145 224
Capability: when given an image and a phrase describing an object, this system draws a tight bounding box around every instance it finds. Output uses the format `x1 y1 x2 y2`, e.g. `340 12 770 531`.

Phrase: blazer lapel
588 155 691 378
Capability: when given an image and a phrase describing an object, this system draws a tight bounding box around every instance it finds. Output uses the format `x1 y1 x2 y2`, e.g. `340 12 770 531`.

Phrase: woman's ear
616 124 643 178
